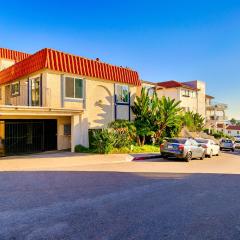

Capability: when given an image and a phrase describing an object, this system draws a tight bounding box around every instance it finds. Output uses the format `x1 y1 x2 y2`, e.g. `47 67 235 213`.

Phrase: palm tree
131 88 155 145
153 96 182 139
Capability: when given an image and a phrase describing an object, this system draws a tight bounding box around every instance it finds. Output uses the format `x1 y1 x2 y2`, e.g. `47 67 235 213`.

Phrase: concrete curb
131 154 162 161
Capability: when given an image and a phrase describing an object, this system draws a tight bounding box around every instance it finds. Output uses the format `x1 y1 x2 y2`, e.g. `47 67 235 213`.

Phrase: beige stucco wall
156 88 180 101
179 88 198 113
0 59 15 71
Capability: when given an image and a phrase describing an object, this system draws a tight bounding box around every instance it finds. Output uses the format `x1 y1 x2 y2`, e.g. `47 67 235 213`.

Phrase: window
64 124 71 136
31 77 41 106
144 86 155 97
65 77 83 99
181 89 190 97
116 84 129 103
11 82 20 96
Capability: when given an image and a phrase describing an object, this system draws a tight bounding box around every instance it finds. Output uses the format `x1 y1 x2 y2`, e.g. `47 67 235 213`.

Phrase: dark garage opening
2 119 57 156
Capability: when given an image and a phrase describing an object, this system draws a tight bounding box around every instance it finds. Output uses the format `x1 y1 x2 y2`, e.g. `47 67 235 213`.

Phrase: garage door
4 119 57 156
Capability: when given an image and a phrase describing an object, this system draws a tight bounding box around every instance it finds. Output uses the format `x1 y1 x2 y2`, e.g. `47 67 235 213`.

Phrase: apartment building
156 80 206 118
205 94 228 129
0 48 141 156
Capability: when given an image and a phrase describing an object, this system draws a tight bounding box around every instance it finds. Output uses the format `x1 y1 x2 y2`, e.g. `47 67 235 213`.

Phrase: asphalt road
1 151 240 239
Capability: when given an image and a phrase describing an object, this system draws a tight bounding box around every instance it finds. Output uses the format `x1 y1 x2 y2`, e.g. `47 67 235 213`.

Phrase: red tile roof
157 80 198 90
0 48 141 86
0 48 31 62
226 125 240 130
206 94 214 99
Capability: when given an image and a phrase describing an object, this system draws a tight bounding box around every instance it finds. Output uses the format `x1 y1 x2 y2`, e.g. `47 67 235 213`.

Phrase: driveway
1 151 240 239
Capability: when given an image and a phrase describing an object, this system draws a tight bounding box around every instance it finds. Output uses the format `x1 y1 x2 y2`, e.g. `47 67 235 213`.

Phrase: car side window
191 140 198 146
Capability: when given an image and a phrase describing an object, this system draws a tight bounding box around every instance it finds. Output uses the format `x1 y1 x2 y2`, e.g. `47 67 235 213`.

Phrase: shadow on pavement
1 171 240 239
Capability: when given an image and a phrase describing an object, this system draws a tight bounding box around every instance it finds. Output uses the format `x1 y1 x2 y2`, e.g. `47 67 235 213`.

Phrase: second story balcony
0 84 51 108
206 101 228 111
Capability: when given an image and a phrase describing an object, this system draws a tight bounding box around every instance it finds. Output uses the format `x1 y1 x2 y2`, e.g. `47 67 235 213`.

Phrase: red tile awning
0 48 141 86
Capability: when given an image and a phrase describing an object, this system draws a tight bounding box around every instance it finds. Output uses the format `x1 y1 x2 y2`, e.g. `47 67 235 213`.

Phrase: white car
195 138 220 158
235 140 240 149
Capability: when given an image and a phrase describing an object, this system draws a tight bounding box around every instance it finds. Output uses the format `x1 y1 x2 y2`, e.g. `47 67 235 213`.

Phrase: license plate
168 145 173 149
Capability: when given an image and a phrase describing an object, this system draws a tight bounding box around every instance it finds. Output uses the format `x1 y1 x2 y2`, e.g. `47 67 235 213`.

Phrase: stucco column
71 114 89 152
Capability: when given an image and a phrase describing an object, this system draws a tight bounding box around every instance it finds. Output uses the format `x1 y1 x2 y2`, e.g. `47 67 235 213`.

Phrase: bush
75 145 92 153
91 129 116 154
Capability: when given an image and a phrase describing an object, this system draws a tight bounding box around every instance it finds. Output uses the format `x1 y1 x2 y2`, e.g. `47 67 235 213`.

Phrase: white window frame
64 76 84 100
116 84 130 104
11 81 20 97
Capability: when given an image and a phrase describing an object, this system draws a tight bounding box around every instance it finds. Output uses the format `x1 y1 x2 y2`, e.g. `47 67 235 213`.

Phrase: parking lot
1 150 240 239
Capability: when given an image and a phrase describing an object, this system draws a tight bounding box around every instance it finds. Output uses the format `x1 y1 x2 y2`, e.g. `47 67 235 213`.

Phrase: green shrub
75 145 92 153
91 129 116 154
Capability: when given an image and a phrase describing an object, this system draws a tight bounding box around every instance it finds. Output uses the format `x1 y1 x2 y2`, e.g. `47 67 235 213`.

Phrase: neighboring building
156 80 206 118
225 125 240 137
0 48 141 155
205 94 228 129
140 80 156 97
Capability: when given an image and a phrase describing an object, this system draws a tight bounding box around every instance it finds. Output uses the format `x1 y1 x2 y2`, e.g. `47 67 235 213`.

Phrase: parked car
195 138 220 158
220 139 235 151
234 140 240 149
160 138 206 162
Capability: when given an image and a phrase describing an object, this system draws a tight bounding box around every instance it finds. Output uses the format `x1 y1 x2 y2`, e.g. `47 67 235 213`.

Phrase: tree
131 88 155 145
230 118 237 125
132 89 183 145
153 96 182 139
183 111 205 132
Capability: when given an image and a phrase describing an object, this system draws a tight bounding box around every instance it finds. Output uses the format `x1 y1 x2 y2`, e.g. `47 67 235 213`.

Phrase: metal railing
1 85 51 108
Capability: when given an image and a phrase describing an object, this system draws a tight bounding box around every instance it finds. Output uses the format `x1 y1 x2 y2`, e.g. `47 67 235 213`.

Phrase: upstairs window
116 84 129 104
11 82 20 97
65 77 83 99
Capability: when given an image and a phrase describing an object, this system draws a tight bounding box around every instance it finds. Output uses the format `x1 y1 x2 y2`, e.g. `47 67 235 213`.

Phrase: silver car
220 139 235 152
160 138 206 162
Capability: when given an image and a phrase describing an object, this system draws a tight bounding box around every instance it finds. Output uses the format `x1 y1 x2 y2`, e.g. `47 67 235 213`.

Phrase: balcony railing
0 85 51 108
206 101 228 110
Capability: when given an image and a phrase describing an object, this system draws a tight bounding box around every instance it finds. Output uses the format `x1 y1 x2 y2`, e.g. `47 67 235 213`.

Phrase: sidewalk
0 151 160 171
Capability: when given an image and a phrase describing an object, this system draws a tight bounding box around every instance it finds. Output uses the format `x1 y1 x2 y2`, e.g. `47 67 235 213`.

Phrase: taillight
178 144 184 151
160 143 165 149
202 144 208 148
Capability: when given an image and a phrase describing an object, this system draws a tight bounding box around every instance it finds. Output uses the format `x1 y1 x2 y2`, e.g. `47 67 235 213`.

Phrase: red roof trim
0 48 31 62
157 80 198 91
226 125 240 130
0 48 141 86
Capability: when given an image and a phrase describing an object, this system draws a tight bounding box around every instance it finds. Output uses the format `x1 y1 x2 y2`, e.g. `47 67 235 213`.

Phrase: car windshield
168 139 187 144
222 140 232 143
196 139 208 144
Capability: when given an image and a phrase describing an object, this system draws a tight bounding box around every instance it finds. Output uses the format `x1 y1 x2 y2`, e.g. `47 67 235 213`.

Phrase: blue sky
1 0 240 118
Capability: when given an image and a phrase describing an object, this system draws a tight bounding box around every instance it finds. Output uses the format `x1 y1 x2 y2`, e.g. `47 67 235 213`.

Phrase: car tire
232 148 235 152
185 152 192 162
216 151 220 156
200 152 205 160
220 147 223 151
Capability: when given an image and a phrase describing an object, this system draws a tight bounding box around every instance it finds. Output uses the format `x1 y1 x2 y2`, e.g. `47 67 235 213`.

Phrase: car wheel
216 151 220 156
200 152 205 160
185 152 192 162
209 150 213 158
232 148 235 152
220 147 223 151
